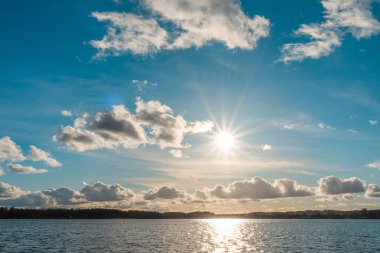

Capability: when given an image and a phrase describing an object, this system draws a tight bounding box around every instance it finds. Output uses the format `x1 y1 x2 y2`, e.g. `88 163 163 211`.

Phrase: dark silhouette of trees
0 207 379 219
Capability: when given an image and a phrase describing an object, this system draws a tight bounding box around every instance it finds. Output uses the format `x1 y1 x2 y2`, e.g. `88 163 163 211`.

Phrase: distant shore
1 207 380 219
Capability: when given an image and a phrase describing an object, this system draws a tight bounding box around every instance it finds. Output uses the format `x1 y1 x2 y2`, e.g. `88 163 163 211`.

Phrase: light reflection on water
203 219 247 252
1 219 380 252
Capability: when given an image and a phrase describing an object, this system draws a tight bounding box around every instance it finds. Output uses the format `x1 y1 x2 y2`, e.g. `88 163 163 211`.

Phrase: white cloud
261 144 272 151
0 167 4 176
42 187 84 205
61 110 72 117
317 175 366 195
91 0 270 56
54 98 213 151
369 119 378 125
143 186 186 200
280 23 342 62
7 163 48 174
29 145 62 167
209 177 314 200
91 12 169 56
367 162 380 170
365 184 380 198
135 97 213 148
80 182 134 202
0 182 24 198
280 0 380 62
132 80 157 91
0 136 26 162
169 149 183 158
143 0 270 50
282 124 295 130
0 192 56 207
347 128 358 134
318 122 334 129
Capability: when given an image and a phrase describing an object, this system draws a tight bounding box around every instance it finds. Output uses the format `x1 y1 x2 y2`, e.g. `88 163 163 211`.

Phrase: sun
215 132 234 151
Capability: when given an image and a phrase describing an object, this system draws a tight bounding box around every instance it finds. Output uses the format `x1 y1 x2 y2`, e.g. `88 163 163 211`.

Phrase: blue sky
0 0 380 212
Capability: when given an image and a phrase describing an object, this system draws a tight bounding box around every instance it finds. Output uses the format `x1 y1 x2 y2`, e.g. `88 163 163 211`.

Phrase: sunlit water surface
1 219 380 252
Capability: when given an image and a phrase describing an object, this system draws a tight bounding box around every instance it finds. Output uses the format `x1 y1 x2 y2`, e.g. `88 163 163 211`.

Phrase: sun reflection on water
202 219 251 253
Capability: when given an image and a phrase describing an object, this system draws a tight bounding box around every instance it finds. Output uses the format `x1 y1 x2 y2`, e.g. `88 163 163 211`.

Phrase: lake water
1 219 379 252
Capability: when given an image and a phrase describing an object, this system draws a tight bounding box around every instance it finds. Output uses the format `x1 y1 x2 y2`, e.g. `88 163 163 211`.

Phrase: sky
0 0 380 213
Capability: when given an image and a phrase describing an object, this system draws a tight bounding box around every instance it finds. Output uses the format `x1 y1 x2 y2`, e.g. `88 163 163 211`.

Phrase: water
1 219 379 252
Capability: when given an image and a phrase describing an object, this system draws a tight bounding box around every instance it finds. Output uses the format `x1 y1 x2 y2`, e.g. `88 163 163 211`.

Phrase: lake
1 219 379 252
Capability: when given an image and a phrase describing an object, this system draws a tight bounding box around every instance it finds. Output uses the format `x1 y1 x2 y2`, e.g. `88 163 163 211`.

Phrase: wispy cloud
280 0 380 62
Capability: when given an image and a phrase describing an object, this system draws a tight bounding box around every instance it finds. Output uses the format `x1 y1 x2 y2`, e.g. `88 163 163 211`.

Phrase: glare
215 132 234 151
203 219 247 252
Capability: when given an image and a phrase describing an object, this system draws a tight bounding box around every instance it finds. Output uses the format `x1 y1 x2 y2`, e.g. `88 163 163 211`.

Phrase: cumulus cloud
7 163 48 174
0 181 24 198
91 0 270 56
61 110 72 117
54 98 213 152
90 12 169 57
42 187 84 205
317 175 366 195
209 177 314 200
280 0 380 62
89 105 147 147
80 182 134 202
0 136 26 162
0 192 56 207
143 186 186 200
29 145 62 167
135 98 212 148
365 184 380 198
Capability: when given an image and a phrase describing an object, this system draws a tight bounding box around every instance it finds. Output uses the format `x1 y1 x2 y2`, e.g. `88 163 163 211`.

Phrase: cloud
369 119 378 125
143 186 186 200
143 0 270 50
90 12 169 56
280 0 380 62
53 126 111 152
317 175 366 195
135 97 213 148
54 98 213 151
91 0 270 56
0 182 24 198
0 192 56 207
261 144 272 151
169 149 183 158
80 182 134 202
61 110 72 117
132 80 157 92
0 136 26 162
89 105 147 147
7 163 48 174
365 184 380 198
42 187 84 205
280 23 341 62
367 162 380 170
29 145 62 167
0 167 4 176
209 177 314 200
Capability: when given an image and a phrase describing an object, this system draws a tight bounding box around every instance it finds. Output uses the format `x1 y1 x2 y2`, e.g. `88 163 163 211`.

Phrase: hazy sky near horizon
0 0 380 212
